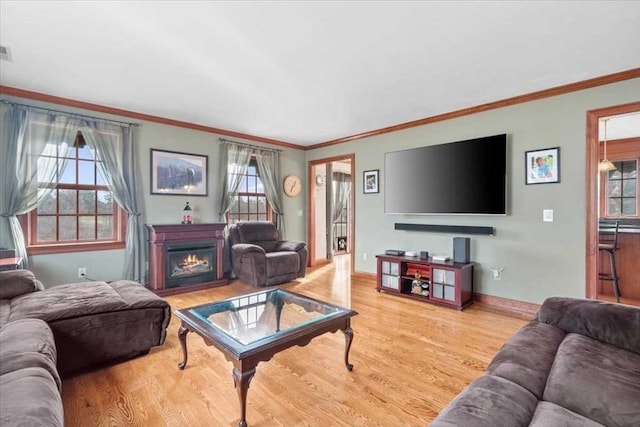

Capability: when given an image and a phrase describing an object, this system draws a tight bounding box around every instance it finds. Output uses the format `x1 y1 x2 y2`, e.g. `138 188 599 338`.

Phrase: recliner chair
228 221 308 287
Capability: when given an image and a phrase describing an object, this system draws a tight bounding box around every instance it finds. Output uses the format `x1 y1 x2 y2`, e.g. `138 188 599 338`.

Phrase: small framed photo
151 149 209 196
525 147 560 185
363 169 379 194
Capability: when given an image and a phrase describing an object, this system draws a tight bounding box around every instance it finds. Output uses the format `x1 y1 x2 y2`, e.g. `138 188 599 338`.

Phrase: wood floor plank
62 258 527 426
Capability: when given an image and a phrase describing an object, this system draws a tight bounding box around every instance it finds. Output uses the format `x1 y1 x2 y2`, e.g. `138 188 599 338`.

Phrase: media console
376 254 474 310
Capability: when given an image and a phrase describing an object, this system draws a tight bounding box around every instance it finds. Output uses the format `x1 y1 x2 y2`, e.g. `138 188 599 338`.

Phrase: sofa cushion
0 318 60 390
429 375 538 427
529 402 605 427
0 299 10 327
543 333 640 427
0 269 44 300
538 297 640 354
8 281 129 323
486 321 566 399
266 252 300 278
0 367 64 427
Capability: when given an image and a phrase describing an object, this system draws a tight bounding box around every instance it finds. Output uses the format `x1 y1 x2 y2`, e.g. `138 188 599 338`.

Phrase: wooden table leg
342 327 354 371
177 326 190 370
232 367 256 427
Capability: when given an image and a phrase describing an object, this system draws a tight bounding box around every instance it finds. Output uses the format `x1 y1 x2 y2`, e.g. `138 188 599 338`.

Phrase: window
25 132 125 254
604 159 638 217
226 158 273 224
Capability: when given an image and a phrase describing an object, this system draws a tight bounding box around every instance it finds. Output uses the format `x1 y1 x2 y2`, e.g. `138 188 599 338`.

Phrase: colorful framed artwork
525 147 560 185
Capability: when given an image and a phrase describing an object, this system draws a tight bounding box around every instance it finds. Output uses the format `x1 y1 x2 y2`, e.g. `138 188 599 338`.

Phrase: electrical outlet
363 252 368 261
78 267 87 278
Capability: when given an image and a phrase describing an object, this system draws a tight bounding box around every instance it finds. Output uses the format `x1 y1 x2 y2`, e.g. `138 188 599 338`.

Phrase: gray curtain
332 172 351 223
0 107 75 266
218 142 253 221
255 148 285 237
80 121 144 281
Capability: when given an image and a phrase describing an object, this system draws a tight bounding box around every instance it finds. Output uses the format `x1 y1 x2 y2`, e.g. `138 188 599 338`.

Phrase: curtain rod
0 99 140 127
218 137 282 152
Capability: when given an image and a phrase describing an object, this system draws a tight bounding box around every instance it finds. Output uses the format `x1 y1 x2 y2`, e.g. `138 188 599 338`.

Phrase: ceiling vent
0 45 13 62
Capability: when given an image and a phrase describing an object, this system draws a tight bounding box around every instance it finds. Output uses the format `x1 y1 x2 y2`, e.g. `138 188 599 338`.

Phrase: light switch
543 209 554 222
297 209 303 217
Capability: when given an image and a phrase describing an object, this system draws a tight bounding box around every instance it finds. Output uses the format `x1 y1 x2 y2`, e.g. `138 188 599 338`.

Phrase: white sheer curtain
0 107 76 266
218 142 253 221
81 121 143 281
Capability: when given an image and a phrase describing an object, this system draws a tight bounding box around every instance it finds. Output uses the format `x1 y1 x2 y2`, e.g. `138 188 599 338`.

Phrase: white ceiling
1 1 639 146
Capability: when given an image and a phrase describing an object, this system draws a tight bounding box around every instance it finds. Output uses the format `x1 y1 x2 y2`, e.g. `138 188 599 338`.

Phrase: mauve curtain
255 148 285 237
218 141 253 221
80 121 144 281
0 106 75 267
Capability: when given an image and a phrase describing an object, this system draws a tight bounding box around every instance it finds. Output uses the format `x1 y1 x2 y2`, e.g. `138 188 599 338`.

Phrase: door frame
307 153 356 268
585 101 640 299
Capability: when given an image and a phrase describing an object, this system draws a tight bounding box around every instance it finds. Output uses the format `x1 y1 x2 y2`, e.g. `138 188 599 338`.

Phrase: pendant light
598 118 616 173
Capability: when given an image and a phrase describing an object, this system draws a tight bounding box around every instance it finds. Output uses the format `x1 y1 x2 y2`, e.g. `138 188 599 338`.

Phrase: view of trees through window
33 135 118 244
227 158 273 224
607 159 638 217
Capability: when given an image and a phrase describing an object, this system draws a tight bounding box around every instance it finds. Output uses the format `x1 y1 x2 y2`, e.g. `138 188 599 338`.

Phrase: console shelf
376 254 474 310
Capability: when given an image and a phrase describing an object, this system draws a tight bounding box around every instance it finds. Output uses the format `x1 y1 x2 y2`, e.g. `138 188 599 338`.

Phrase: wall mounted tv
384 134 507 215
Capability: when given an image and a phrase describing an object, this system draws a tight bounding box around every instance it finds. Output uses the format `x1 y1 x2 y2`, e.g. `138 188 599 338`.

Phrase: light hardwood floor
62 256 527 426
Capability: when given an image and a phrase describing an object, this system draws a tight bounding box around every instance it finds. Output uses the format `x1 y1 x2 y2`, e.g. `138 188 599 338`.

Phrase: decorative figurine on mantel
182 202 193 224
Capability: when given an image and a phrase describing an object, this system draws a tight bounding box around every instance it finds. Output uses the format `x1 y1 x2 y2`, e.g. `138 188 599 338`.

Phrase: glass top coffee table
175 288 358 427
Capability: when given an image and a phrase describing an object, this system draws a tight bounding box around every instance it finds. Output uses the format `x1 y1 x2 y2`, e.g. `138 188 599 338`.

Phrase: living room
1 2 639 426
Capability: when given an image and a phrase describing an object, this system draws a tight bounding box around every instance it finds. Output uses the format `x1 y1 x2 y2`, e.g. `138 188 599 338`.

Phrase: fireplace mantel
147 223 228 295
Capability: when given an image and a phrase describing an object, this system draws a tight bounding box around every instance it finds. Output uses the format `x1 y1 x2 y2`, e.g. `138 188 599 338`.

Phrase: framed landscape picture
363 169 379 194
525 147 560 185
151 149 209 196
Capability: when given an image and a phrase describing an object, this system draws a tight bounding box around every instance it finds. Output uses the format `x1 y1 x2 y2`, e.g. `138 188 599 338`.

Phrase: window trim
21 209 127 255
598 137 640 219
226 157 275 224
20 132 127 255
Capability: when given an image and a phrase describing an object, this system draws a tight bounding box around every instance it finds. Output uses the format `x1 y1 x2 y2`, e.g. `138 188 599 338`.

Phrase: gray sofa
0 269 171 426
229 221 308 286
430 297 640 427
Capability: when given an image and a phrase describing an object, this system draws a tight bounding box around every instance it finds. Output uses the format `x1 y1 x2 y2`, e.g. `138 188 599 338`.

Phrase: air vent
0 45 13 62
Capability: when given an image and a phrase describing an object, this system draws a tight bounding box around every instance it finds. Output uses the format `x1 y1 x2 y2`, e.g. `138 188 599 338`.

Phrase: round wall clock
283 175 302 197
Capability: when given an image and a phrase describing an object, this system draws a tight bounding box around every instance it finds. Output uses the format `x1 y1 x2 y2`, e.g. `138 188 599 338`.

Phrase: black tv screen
384 134 507 215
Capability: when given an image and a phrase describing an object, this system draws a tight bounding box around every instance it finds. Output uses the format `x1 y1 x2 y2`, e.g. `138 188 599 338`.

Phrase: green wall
0 98 307 286
2 78 638 301
306 78 640 304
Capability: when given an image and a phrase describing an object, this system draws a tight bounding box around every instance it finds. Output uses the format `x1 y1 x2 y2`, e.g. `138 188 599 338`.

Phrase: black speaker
453 237 470 263
419 251 429 259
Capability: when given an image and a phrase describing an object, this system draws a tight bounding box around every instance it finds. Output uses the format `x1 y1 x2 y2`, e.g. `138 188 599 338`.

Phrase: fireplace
147 223 228 295
165 244 217 288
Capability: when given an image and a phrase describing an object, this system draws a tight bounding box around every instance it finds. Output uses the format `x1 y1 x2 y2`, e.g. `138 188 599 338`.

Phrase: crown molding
305 68 640 150
0 85 304 150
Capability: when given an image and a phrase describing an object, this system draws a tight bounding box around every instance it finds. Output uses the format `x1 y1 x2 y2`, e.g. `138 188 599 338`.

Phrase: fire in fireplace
165 244 217 288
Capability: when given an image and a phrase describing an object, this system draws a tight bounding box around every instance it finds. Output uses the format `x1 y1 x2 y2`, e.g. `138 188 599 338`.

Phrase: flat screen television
384 134 507 215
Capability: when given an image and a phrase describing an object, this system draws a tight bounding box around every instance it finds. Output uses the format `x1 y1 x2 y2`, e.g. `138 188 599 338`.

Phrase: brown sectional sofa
430 297 640 427
0 269 171 426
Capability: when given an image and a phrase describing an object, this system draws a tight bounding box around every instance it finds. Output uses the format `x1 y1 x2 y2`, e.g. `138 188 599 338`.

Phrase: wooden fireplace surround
147 223 228 296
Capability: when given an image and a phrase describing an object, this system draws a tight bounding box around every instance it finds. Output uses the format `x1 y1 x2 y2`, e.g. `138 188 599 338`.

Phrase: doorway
586 102 640 305
308 154 355 268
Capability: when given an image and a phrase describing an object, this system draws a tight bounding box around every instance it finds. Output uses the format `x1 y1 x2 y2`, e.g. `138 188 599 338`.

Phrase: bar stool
598 220 621 302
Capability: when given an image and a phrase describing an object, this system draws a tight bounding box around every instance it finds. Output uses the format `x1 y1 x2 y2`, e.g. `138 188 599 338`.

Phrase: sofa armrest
538 297 640 354
0 269 44 300
274 240 307 252
232 243 266 255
